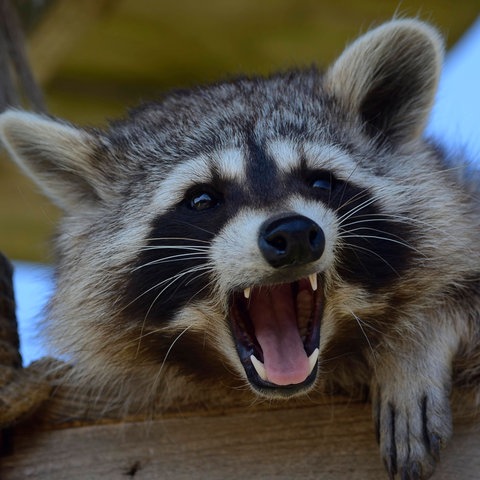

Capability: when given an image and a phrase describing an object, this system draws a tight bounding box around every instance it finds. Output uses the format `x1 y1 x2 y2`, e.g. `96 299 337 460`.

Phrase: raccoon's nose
258 214 325 268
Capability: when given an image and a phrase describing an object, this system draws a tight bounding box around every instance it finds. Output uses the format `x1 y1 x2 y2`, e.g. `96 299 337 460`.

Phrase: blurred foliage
1 0 479 261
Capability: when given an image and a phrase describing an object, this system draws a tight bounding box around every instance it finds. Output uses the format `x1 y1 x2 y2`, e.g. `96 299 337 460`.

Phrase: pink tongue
249 285 310 385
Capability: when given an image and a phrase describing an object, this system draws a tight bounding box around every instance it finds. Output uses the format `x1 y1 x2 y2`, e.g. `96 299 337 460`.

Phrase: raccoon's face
124 142 348 396
118 130 419 398
0 19 443 398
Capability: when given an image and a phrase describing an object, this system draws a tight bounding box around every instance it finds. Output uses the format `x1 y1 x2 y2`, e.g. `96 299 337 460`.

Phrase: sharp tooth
308 348 319 374
250 354 267 381
308 273 318 291
244 287 251 299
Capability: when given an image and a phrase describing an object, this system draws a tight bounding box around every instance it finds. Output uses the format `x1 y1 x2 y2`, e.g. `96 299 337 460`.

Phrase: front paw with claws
373 384 452 479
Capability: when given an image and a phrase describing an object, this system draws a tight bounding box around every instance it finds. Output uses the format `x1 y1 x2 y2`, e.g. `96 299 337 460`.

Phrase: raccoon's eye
309 171 334 191
185 186 222 211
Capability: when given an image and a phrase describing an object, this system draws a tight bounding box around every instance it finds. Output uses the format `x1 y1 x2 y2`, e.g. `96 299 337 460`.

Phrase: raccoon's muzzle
229 214 325 396
230 277 323 397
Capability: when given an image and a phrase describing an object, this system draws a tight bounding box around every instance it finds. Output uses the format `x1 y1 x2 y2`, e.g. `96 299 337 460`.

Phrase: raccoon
1 18 479 479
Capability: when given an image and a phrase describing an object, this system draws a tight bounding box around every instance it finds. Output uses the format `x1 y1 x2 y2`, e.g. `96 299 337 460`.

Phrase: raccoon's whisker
146 264 213 304
144 264 213 309
353 315 390 337
338 184 371 205
144 236 211 244
138 245 209 252
338 194 378 218
337 196 379 224
345 213 421 228
347 213 446 239
335 165 362 208
356 212 460 236
347 212 477 255
137 242 210 250
340 217 406 228
130 326 164 343
130 326 167 361
184 269 215 288
133 254 210 271
135 264 214 355
318 350 359 366
155 262 213 285
335 189 373 215
121 263 214 313
174 220 215 236
183 277 217 306
348 309 378 368
340 232 426 257
341 242 401 277
152 323 196 387
138 253 209 263
339 223 412 241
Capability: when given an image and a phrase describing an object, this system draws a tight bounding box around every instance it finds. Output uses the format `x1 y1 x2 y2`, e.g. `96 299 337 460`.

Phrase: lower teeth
250 349 319 384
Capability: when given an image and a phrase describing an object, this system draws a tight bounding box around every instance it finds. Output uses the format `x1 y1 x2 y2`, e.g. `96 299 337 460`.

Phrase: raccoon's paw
373 385 452 480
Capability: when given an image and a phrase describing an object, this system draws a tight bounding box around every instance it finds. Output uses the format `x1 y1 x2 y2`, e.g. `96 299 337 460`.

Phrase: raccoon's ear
0 110 111 211
324 19 443 146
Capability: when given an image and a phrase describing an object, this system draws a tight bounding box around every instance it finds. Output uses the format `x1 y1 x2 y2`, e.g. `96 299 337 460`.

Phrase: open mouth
229 274 323 396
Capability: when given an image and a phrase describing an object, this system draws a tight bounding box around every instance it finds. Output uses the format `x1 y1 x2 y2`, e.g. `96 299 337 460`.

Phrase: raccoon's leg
370 320 457 480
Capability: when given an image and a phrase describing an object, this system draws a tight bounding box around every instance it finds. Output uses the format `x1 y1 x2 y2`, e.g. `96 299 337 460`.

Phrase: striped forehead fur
152 148 247 210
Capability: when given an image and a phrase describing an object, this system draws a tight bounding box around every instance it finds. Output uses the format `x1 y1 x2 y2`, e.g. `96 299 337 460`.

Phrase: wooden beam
1 400 479 479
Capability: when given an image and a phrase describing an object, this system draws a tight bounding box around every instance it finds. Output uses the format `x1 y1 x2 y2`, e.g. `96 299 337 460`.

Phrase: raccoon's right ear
0 110 112 211
324 19 444 147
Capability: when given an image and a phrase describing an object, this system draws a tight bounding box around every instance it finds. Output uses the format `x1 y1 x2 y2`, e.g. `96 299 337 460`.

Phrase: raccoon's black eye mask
229 277 322 395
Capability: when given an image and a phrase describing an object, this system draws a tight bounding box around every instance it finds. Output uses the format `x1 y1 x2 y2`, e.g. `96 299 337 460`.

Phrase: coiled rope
0 253 54 428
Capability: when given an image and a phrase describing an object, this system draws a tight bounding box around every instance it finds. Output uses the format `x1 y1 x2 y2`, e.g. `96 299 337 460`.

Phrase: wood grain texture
1 400 479 479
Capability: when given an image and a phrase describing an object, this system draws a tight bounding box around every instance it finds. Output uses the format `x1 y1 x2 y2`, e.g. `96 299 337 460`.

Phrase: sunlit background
0 1 479 364
0 0 479 262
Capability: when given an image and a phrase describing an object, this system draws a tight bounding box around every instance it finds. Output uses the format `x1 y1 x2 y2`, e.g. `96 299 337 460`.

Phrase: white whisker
133 253 210 272
340 242 401 276
348 309 377 371
145 264 213 307
337 196 379 224
145 236 211 244
340 232 426 258
121 262 214 312
138 245 209 252
135 263 214 355
150 323 196 390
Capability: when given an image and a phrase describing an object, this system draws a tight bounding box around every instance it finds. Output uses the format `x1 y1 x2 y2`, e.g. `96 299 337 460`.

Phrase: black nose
258 214 325 268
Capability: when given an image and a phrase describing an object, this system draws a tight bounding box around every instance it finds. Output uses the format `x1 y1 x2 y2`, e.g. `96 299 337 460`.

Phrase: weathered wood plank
1 401 479 479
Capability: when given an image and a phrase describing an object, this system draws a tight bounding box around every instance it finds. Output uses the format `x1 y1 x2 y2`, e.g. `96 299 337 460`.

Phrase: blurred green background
1 0 479 262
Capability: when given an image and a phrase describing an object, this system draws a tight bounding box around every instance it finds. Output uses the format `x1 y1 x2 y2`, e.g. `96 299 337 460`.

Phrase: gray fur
1 19 479 480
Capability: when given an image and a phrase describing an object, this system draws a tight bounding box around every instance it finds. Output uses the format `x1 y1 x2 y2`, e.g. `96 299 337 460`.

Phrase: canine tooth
308 273 318 291
308 348 319 373
250 354 267 381
244 287 251 299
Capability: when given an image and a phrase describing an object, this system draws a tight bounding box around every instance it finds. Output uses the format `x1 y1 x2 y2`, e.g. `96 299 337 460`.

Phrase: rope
0 253 56 428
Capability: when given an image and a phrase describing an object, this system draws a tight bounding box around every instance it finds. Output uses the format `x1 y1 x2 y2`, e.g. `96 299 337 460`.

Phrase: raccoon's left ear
324 19 444 147
0 110 113 211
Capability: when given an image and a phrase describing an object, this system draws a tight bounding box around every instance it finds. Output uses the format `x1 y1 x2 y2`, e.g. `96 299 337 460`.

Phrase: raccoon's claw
373 387 452 480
